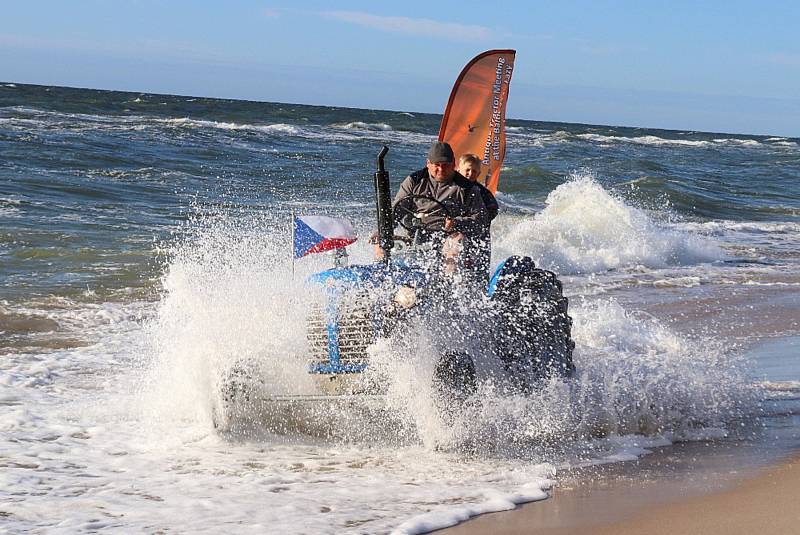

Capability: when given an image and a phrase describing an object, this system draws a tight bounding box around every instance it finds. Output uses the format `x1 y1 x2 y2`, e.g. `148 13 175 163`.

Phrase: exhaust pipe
374 145 393 264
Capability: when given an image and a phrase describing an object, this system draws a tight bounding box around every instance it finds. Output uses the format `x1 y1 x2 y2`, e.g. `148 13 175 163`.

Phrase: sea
2 82 799 534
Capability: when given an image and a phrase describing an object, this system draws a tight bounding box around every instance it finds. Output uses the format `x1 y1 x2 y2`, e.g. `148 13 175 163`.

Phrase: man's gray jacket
392 168 486 237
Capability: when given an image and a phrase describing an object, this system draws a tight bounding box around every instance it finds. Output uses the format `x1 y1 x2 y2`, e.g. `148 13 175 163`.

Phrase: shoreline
440 334 800 535
440 446 800 535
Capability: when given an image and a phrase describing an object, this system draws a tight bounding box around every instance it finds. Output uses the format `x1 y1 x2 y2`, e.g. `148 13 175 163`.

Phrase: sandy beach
441 448 800 535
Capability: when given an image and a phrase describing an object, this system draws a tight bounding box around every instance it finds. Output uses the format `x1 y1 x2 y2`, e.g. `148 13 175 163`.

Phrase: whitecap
335 121 394 131
577 133 712 147
493 172 724 274
713 138 762 147
158 117 303 136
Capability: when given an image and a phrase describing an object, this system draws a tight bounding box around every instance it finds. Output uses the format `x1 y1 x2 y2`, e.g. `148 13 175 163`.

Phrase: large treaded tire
432 351 477 422
489 256 575 388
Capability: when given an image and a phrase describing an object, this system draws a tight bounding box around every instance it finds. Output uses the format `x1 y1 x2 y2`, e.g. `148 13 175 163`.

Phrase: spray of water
141 178 755 457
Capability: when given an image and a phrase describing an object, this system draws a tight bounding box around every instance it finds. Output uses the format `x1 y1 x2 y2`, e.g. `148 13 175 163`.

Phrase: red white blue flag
293 215 357 259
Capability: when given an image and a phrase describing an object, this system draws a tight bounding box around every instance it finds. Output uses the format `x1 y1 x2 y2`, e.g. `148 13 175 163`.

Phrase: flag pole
290 210 295 279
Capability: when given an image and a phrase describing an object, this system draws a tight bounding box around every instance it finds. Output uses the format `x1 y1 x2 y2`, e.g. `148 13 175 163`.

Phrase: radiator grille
307 294 375 368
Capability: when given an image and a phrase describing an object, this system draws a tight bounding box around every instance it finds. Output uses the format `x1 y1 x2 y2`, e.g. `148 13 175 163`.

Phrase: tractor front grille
307 294 375 370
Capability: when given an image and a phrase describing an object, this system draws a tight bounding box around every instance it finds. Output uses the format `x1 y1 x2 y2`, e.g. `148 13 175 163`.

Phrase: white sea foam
493 172 724 274
675 220 800 234
573 132 784 149
0 107 312 138
766 137 800 148
0 204 765 534
712 138 761 146
154 116 430 144
159 117 303 136
577 133 714 147
652 276 702 288
0 196 25 218
506 130 571 148
336 121 394 131
762 380 800 395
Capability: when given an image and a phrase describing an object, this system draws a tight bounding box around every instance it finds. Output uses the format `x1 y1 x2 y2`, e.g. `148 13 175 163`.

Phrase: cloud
320 11 491 41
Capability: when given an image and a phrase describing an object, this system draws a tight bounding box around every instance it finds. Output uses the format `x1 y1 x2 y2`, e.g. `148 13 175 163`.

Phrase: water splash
141 203 754 457
494 172 724 273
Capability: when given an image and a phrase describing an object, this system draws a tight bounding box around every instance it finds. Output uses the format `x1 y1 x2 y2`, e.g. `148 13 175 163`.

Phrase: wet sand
441 448 800 535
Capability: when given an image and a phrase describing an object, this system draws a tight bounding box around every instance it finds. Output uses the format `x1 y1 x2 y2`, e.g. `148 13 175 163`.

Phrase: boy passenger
457 154 498 281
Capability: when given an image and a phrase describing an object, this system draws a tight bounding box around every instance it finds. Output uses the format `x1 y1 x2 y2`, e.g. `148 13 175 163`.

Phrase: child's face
459 161 481 181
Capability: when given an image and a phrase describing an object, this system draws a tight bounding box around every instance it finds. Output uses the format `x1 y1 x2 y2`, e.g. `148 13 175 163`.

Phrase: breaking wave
494 172 724 274
335 121 394 131
158 117 303 136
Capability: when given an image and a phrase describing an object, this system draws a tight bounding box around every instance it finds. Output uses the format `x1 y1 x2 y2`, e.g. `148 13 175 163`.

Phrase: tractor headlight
394 286 417 309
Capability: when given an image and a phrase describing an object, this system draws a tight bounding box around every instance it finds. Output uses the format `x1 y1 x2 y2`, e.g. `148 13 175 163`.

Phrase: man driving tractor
393 141 486 238
390 142 487 278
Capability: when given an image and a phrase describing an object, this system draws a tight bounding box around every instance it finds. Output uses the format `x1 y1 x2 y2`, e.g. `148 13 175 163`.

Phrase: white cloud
320 11 491 42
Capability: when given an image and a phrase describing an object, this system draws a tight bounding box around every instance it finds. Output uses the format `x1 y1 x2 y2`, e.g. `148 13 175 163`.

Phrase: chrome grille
306 306 329 360
306 294 375 368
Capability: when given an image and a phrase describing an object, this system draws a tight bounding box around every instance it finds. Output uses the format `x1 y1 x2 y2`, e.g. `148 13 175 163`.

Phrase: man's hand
444 218 455 231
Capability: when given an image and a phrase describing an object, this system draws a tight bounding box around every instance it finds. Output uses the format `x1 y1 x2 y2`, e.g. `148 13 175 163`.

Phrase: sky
1 0 799 136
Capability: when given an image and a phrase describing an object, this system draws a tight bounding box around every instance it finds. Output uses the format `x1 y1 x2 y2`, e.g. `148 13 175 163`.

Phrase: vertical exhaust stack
374 145 393 265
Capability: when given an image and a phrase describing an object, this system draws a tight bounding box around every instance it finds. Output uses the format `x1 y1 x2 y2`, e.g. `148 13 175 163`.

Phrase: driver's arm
392 174 417 228
451 185 487 235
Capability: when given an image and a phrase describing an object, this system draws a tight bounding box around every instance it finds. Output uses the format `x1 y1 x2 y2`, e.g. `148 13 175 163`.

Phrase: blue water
2 83 799 303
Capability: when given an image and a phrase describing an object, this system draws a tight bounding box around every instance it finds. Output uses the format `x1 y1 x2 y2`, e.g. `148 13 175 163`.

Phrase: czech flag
293 215 357 259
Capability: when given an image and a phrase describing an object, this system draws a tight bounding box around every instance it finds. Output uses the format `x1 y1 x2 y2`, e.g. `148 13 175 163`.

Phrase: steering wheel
393 194 456 234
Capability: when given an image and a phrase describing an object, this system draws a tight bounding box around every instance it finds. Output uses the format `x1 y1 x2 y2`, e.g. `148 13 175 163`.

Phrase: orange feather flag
438 50 516 194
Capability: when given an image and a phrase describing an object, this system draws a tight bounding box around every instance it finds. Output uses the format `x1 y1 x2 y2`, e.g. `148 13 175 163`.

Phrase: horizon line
1 80 794 140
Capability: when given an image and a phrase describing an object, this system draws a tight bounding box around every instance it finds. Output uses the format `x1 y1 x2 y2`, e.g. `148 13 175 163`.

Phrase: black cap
427 141 455 163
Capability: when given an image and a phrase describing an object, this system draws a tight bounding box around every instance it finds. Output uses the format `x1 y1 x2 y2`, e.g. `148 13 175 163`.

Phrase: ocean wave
577 133 714 147
0 196 26 219
0 197 24 207
674 221 800 235
0 106 156 133
1 107 313 138
506 130 573 148
712 138 761 146
494 172 724 274
157 117 303 136
652 276 702 288
573 132 794 150
334 121 393 131
761 380 800 396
